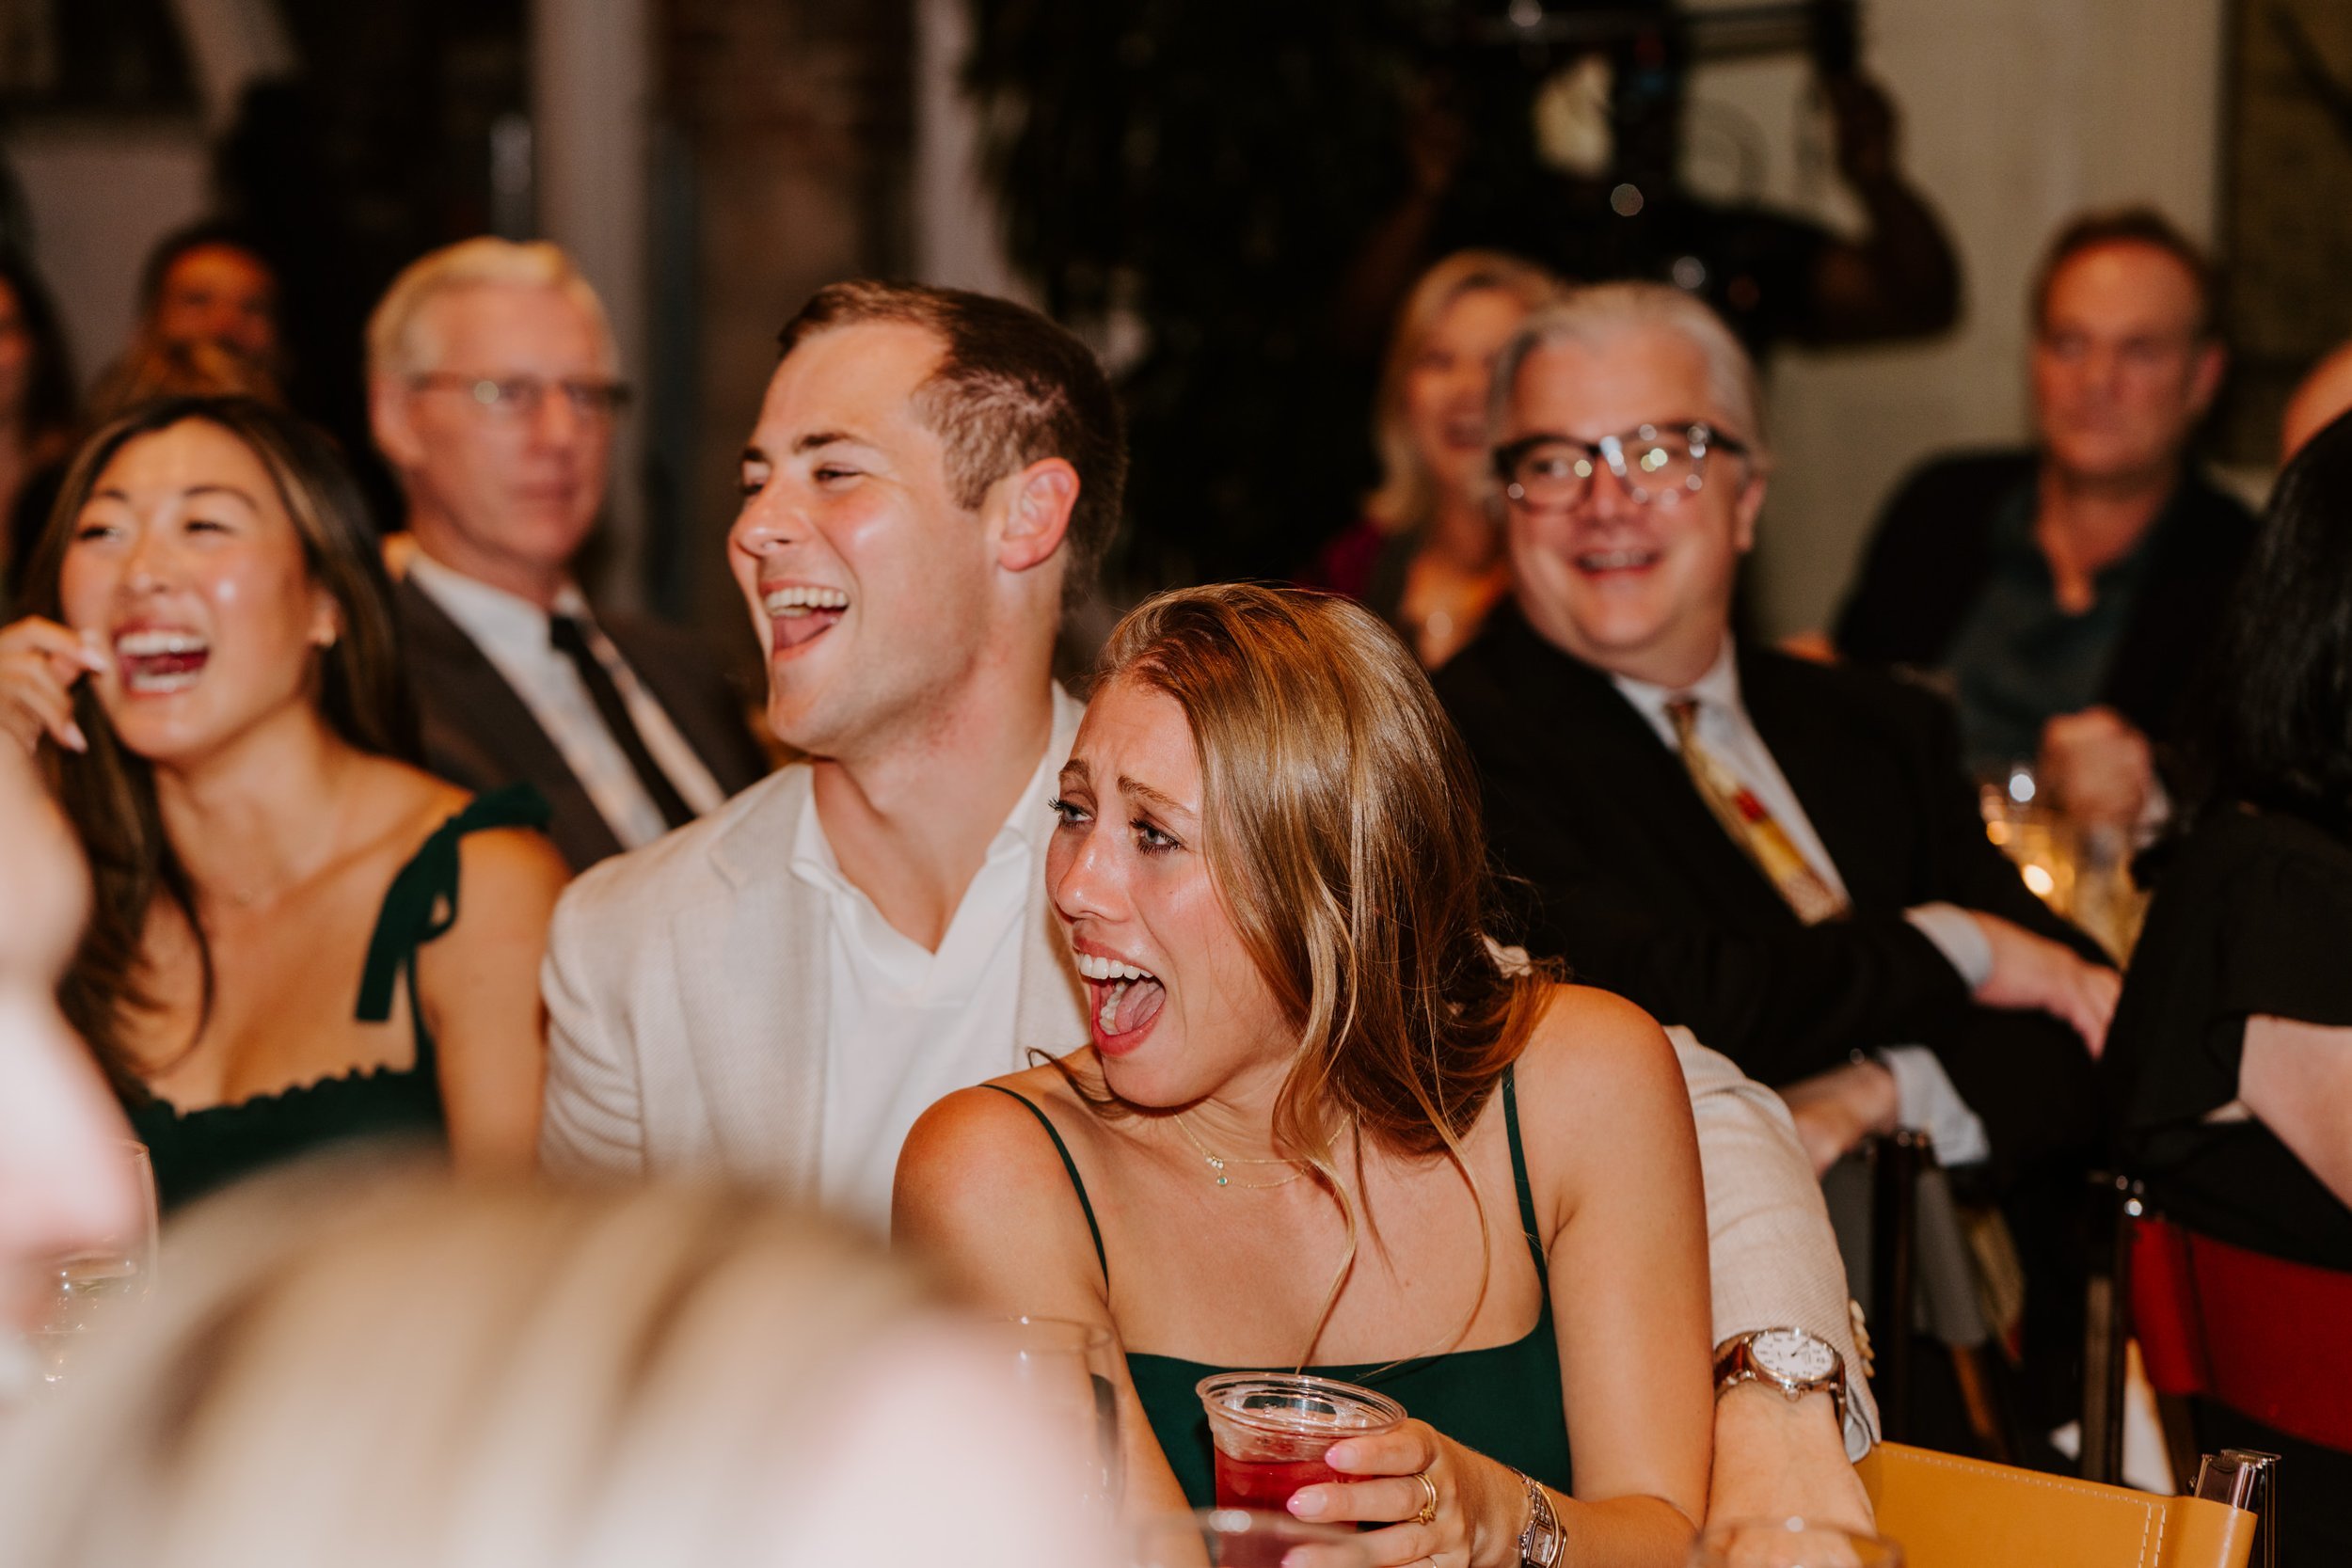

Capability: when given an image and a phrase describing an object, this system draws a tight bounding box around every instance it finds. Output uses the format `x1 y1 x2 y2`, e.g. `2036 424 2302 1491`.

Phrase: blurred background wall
3 0 2342 638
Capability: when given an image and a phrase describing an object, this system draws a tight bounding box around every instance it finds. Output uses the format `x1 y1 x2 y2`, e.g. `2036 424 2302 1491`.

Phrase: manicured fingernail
76 630 107 671
1324 1442 1355 1467
1280 1553 1308 1568
61 722 86 753
1288 1489 1324 1518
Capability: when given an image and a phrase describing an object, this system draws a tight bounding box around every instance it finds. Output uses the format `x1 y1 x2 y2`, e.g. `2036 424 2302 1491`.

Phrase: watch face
1752 1328 1838 1383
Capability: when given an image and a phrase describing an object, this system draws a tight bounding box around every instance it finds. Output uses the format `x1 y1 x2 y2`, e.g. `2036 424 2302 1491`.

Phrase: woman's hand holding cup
1291 1418 1521 1568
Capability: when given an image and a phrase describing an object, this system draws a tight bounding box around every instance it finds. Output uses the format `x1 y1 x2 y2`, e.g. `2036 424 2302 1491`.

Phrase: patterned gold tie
1665 698 1849 926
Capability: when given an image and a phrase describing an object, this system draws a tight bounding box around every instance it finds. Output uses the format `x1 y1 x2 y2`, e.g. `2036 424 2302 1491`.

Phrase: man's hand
1778 1059 1899 1177
2038 705 2154 831
1969 911 2120 1056
1709 1385 1874 1533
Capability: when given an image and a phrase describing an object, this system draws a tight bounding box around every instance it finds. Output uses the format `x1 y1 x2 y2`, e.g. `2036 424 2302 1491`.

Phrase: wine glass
1689 1517 1903 1567
1133 1508 1370 1568
992 1315 1122 1513
30 1139 160 1385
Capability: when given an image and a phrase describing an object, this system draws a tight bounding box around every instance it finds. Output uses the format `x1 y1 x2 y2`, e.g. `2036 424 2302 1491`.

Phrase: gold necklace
1170 1111 1310 1190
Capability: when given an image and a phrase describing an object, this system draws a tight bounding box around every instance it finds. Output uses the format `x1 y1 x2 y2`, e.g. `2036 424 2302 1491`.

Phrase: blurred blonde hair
1364 250 1564 535
366 238 616 383
0 1158 1080 1568
86 339 282 425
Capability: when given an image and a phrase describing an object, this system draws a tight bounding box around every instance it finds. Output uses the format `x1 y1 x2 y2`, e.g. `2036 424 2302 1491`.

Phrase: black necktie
548 614 695 831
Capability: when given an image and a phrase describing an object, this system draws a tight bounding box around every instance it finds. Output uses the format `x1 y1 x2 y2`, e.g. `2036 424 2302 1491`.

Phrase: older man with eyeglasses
1435 280 2118 1465
369 239 768 870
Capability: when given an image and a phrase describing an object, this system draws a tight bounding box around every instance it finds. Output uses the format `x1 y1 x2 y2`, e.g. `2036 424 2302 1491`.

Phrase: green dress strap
354 784 552 1055
980 1084 1109 1285
1502 1065 1548 1270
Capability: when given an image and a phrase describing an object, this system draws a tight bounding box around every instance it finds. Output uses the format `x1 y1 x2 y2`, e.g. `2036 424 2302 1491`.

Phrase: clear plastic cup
1133 1507 1370 1568
1195 1372 1406 1512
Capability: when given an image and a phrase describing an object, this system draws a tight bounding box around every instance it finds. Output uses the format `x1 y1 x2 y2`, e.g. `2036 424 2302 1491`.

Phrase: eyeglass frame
408 372 633 421
1492 421 1751 510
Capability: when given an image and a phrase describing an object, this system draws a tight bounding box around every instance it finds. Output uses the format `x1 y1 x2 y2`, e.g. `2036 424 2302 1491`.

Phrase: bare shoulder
894 1058 1106 1297
453 821 571 910
1508 981 1687 1128
898 1059 1091 1204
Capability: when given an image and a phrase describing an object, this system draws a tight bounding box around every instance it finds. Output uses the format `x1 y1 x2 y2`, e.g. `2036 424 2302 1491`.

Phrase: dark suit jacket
1435 605 2104 1173
395 577 771 870
1832 450 2256 746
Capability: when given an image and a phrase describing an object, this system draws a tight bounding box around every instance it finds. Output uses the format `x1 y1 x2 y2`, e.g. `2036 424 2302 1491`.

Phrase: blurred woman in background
2106 408 2352 1565
0 1166 1094 1568
1311 250 1560 667
0 396 563 1209
899 585 1710 1565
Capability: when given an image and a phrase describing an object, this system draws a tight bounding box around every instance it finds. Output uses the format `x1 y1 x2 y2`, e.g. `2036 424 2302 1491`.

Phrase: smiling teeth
1578 549 1657 570
1073 953 1153 982
763 586 850 617
115 629 209 657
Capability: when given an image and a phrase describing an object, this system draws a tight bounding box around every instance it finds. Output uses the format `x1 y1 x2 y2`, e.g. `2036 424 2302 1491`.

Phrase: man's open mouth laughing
762 582 850 652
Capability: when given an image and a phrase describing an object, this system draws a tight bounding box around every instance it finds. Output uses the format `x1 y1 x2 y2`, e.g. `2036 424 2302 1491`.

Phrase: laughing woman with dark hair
2106 407 2352 1565
0 397 566 1208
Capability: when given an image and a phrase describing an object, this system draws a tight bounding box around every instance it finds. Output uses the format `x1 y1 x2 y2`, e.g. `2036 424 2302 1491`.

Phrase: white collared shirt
795 690 1082 1227
1613 640 1993 1164
405 550 725 850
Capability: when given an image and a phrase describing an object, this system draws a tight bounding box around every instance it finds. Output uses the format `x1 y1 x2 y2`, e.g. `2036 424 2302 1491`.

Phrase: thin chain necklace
1170 1111 1310 1190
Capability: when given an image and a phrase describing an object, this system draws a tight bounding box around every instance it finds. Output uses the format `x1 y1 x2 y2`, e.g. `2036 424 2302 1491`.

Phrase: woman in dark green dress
897 586 1711 1567
2 396 566 1209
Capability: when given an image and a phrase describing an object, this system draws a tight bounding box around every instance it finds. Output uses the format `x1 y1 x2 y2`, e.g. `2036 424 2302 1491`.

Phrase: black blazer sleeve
1486 771 1973 1086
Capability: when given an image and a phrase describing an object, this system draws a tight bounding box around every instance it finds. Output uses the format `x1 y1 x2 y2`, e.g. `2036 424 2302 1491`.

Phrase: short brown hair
2033 206 2219 341
777 282 1125 604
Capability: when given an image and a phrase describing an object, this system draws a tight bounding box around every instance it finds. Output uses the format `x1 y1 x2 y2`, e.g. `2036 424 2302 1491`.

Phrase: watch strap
1513 1467 1564 1568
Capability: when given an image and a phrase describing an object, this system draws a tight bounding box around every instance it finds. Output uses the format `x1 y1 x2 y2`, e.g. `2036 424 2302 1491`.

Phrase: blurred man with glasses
1437 281 2115 1456
370 240 768 870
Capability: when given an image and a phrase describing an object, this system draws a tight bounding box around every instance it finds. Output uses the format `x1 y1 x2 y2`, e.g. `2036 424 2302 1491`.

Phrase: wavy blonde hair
1364 250 1565 535
1091 585 1554 1353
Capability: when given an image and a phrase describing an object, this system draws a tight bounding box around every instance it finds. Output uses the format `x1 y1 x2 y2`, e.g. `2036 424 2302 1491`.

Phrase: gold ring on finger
1411 1469 1438 1526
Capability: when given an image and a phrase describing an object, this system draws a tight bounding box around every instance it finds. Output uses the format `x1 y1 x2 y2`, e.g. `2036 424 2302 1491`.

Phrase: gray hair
366 237 616 383
1489 281 1771 472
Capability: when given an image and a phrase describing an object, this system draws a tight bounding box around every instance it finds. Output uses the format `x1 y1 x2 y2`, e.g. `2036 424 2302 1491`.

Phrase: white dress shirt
793 699 1079 1227
405 550 725 850
1613 640 1993 1164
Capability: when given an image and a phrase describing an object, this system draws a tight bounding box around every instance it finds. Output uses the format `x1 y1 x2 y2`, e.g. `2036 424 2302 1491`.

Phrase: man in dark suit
1436 282 2117 1444
367 239 767 869
1833 208 2252 831
1437 278 2115 1178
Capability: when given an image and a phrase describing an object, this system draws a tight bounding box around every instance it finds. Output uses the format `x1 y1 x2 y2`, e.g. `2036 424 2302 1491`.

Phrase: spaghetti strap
1502 1065 1548 1271
355 784 553 1055
980 1085 1109 1285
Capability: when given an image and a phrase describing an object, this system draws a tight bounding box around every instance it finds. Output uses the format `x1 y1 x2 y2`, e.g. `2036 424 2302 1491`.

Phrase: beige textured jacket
537 702 1875 1455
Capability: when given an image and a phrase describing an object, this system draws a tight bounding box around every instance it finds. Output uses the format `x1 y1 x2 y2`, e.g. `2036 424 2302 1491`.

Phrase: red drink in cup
1196 1373 1406 1513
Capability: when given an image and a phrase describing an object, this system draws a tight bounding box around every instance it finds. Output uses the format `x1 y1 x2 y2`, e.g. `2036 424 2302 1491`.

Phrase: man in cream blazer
538 281 1876 1524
